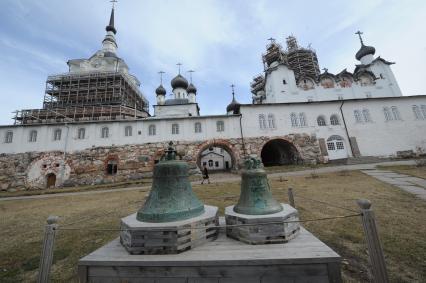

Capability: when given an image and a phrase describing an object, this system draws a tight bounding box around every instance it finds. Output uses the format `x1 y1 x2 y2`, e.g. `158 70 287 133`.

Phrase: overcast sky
1 0 425 125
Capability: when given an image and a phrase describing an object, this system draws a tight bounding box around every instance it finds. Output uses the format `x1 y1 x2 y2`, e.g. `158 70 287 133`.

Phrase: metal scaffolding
285 36 320 81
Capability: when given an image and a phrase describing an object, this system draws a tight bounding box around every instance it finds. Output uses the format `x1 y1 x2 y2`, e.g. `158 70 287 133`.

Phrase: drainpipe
239 113 247 157
60 122 70 186
339 100 355 157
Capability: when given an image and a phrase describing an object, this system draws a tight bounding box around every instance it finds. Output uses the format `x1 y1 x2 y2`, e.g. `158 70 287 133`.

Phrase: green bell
234 156 283 215
137 142 205 222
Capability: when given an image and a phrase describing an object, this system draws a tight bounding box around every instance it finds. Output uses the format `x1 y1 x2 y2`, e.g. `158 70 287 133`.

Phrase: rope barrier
293 194 359 213
55 213 361 232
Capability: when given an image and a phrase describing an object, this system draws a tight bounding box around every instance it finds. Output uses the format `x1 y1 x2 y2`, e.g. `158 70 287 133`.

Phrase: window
208 160 213 167
413 106 422 120
283 79 287 84
29 130 37 142
125 126 132 137
383 107 393 121
317 116 327 126
216 121 224 132
194 122 202 133
299 113 307 127
330 115 340 125
259 114 266 129
101 127 109 138
4 131 13 143
362 109 372 123
148 125 156 136
421 105 426 119
53 129 62 141
268 114 276 128
327 143 335 150
336 141 345 150
215 161 219 167
77 128 85 139
172 124 179 135
290 113 298 127
106 159 118 175
391 106 401 120
354 110 363 123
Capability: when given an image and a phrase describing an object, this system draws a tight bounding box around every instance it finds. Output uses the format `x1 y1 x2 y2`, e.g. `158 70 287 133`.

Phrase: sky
0 0 425 125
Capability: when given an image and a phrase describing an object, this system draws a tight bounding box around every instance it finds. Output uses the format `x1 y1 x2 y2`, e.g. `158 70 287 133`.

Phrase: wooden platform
78 226 341 283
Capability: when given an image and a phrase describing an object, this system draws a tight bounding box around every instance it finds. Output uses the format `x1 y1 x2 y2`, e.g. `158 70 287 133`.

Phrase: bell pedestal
225 203 300 245
120 205 219 255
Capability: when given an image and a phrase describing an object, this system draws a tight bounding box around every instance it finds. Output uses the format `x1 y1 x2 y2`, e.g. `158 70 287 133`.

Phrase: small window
53 129 62 141
259 114 266 129
283 79 287 85
327 142 335 150
330 115 340 125
383 107 393 121
299 113 307 127
148 125 156 136
77 128 85 139
194 122 202 133
413 105 422 120
4 131 13 143
101 127 109 138
215 161 219 167
268 114 276 129
362 109 372 123
208 160 213 167
290 113 298 127
391 106 401 120
317 116 327 126
354 110 363 123
106 159 118 175
172 124 179 135
29 130 37 142
216 121 224 132
336 141 345 150
421 105 426 119
125 126 132 137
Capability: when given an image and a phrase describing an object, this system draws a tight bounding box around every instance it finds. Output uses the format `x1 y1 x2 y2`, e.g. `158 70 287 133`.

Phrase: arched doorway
197 141 236 171
46 173 56 188
326 135 348 160
261 139 300 166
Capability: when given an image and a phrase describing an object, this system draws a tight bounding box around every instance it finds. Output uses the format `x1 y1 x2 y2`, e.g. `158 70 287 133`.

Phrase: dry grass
0 171 425 282
377 164 426 179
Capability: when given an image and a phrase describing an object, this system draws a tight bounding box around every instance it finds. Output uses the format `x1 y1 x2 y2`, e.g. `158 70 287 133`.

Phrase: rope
55 213 361 232
293 194 359 213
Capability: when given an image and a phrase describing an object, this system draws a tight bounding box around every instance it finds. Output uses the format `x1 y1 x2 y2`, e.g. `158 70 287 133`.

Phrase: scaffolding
250 74 265 95
262 41 285 69
285 36 320 81
13 71 149 125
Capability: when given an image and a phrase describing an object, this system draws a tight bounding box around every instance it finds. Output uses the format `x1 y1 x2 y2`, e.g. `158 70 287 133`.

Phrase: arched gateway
196 140 237 171
261 139 300 166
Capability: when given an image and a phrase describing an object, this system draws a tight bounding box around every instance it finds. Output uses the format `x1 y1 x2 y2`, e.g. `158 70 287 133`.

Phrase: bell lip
233 204 284 215
136 205 205 223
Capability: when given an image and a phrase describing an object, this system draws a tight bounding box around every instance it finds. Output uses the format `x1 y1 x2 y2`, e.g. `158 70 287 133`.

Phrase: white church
0 7 425 190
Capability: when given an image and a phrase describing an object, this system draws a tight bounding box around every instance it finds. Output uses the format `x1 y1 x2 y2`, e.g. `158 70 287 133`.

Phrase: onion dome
356 44 375 61
226 92 241 114
171 74 189 89
187 83 197 94
155 84 166 96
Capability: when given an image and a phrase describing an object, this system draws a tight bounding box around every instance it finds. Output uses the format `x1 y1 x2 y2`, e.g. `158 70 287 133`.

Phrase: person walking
201 165 210 184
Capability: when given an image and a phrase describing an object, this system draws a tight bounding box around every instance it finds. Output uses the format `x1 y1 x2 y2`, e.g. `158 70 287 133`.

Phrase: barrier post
288 187 295 208
38 215 59 283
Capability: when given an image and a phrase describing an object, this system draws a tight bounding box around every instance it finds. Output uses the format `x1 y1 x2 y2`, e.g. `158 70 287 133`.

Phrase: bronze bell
234 156 283 215
137 142 205 222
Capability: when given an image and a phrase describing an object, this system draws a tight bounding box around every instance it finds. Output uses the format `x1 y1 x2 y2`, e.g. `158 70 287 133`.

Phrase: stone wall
0 134 321 192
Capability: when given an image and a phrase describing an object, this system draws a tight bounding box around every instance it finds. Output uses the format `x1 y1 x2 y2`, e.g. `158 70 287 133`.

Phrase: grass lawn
0 171 425 282
377 164 426 179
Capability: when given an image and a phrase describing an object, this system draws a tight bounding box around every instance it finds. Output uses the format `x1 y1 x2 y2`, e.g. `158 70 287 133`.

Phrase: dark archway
261 139 300 166
46 173 56 188
196 141 236 171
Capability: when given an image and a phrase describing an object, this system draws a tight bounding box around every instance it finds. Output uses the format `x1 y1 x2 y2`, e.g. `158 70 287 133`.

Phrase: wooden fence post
357 199 389 283
38 215 59 283
288 188 295 208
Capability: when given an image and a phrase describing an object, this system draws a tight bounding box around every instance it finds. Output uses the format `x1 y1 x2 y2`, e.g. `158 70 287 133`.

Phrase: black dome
226 98 241 114
171 74 189 89
356 44 375 61
187 83 197 94
155 84 166 96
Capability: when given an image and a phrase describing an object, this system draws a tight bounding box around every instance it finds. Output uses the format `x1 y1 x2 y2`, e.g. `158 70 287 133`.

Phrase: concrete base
120 205 219 254
78 225 341 283
225 203 300 244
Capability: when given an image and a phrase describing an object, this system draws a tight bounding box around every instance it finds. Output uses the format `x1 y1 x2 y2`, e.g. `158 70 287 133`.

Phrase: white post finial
158 71 165 85
177 63 182 75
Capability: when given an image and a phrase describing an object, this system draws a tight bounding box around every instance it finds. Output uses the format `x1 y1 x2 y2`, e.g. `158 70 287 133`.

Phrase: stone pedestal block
120 205 218 254
225 203 300 244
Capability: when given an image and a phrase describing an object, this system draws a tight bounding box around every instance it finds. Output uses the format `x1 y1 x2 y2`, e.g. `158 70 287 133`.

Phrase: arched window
259 114 266 129
125 126 132 137
53 129 62 141
391 106 401 120
299 113 307 127
330 115 340 125
5 131 13 143
354 110 363 123
106 159 118 175
290 113 298 127
320 77 334 88
172 124 179 135
317 116 326 126
216 121 224 132
29 130 37 142
298 78 315 90
148 125 156 136
77 128 85 139
359 74 374 86
268 114 276 128
362 109 372 123
413 106 422 120
194 122 202 133
383 107 392 121
421 105 426 119
101 127 109 138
